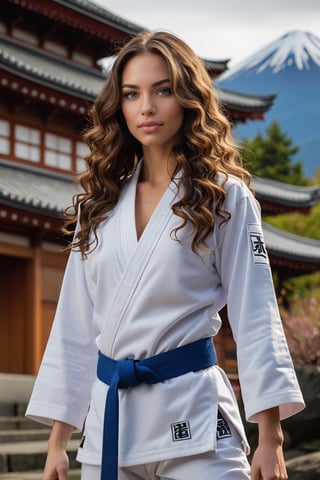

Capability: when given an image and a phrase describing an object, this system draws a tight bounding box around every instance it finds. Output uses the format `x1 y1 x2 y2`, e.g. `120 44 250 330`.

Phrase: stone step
0 430 50 444
0 439 80 474
0 406 28 419
0 375 35 406
0 469 81 479
0 430 81 444
0 418 48 431
0 406 15 418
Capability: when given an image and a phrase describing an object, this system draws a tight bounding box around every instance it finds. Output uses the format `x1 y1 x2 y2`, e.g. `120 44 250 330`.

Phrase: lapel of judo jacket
99 162 179 357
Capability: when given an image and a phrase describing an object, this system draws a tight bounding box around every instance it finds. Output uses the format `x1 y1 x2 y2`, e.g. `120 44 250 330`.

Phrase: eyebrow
121 78 171 89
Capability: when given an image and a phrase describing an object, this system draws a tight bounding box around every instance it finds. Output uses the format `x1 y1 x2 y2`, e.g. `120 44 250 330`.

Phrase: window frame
0 116 86 174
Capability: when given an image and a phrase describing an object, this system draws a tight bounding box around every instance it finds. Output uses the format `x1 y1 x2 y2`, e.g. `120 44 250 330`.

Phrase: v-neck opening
134 180 170 243
118 160 179 264
129 159 172 244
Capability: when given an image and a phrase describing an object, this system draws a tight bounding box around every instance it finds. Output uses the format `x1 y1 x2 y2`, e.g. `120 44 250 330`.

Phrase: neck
141 148 177 185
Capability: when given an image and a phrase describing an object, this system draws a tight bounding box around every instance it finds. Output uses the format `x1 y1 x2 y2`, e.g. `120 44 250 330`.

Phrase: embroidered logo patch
216 412 232 440
247 224 269 265
171 420 192 441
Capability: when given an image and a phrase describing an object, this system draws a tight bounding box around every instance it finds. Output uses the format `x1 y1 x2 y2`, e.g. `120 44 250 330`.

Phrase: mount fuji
217 30 320 177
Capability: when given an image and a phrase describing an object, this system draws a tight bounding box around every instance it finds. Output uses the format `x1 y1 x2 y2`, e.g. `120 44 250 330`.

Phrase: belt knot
118 358 162 388
118 359 138 388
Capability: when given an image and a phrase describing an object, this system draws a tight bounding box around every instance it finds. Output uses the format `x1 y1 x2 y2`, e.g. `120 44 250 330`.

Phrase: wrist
258 428 284 446
256 407 284 445
48 420 75 451
48 437 68 452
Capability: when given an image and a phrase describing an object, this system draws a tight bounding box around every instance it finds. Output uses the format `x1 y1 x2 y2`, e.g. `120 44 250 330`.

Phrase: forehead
121 53 170 84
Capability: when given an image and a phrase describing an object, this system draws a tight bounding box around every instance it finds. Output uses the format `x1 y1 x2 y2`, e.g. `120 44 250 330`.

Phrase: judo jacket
26 162 305 466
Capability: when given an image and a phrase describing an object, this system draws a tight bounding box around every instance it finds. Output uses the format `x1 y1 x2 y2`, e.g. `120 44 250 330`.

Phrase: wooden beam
30 234 43 372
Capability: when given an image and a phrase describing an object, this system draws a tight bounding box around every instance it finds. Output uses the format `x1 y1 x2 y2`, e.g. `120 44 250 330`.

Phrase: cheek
121 98 137 118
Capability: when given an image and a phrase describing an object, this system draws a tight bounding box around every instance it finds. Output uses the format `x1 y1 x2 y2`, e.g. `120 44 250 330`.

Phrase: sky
92 0 320 66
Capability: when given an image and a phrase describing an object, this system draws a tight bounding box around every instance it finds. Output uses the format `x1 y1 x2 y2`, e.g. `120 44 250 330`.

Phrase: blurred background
0 1 319 478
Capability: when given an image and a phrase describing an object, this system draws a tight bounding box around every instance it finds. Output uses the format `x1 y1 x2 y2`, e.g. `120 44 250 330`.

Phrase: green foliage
240 121 311 185
282 271 320 303
264 203 320 240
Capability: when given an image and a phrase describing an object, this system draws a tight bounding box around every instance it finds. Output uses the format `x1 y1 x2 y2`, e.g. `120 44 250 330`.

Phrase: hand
251 440 288 480
42 420 75 480
252 407 288 480
42 449 69 480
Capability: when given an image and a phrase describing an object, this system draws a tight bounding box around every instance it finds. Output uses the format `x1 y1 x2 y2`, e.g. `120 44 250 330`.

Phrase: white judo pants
80 418 251 480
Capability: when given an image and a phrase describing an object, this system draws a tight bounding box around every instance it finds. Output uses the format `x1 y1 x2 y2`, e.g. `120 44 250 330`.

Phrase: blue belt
97 337 217 480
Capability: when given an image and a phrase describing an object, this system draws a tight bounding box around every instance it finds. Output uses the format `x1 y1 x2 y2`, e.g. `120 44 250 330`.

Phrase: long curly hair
63 30 252 256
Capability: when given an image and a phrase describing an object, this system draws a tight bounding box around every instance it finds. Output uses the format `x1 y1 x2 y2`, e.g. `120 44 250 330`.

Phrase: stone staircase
0 374 81 480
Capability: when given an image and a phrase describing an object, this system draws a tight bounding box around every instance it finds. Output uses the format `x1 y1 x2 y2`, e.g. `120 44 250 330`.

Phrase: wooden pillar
28 234 43 373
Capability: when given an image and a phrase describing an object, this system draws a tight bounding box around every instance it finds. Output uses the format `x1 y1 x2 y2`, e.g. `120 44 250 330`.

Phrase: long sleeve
26 247 98 431
213 180 305 422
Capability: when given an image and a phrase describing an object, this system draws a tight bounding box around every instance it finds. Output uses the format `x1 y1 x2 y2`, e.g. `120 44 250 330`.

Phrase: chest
135 181 168 241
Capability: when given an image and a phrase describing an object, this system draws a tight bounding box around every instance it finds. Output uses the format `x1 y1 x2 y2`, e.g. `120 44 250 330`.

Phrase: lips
138 121 163 133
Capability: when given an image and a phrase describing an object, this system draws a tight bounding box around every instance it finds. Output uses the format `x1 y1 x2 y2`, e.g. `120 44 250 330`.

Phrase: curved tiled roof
253 176 320 208
58 0 145 34
0 35 275 114
0 161 319 264
263 222 320 264
202 58 229 74
0 161 76 216
0 35 104 99
216 85 275 113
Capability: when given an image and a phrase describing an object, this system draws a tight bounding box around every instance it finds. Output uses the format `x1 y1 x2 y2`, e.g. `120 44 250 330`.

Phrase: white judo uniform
26 161 305 471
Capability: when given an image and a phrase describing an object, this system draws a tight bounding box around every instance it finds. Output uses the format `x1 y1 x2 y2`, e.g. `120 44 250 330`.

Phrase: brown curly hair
63 30 252 256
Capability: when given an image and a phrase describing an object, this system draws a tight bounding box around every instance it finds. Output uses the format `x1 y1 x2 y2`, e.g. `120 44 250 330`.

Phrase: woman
26 31 304 480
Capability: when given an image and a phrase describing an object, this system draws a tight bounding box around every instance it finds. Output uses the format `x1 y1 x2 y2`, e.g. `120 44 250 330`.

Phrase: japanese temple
0 0 319 377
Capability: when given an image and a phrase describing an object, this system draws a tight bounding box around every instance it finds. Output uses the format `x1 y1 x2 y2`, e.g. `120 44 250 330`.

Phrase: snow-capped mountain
218 31 320 176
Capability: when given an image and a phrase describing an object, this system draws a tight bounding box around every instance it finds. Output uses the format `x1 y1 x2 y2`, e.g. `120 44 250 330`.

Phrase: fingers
42 450 69 480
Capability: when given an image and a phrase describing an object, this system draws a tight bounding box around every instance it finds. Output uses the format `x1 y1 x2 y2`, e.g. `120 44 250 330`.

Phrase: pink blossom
280 297 320 366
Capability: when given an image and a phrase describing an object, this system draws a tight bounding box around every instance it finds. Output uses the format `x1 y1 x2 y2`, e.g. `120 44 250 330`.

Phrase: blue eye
122 91 138 99
158 87 172 96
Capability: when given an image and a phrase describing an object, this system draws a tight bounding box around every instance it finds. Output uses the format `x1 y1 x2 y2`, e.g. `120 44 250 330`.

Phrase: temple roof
202 58 229 74
263 221 320 264
56 0 145 34
0 35 275 116
0 161 319 266
216 86 275 114
252 176 320 208
0 161 77 217
0 35 104 100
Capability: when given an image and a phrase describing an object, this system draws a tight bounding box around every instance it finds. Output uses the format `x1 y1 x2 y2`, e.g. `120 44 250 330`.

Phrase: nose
141 95 155 116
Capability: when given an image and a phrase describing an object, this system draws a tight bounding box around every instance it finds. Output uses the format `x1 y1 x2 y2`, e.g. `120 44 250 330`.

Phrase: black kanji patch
247 224 269 265
171 420 192 441
216 411 232 440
